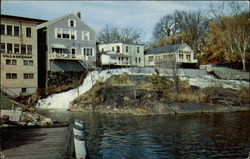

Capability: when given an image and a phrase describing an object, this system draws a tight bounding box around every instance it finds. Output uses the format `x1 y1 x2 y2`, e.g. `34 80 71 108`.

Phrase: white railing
49 53 79 60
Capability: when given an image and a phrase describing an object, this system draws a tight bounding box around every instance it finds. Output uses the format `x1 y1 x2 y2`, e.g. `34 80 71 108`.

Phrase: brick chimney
77 12 81 19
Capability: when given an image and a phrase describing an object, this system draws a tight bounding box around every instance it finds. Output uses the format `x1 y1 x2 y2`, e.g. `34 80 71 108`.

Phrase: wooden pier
1 127 69 159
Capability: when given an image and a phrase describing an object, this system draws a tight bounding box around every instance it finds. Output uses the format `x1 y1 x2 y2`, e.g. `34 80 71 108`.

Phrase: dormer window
69 19 76 27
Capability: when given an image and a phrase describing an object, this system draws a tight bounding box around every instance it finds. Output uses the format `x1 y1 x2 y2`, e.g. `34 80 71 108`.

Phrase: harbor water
39 110 250 159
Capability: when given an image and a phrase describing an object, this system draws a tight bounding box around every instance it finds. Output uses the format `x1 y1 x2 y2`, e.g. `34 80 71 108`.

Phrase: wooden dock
1 127 69 159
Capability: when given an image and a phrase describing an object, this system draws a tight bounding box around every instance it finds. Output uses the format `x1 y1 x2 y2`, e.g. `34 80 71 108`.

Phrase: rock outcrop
69 78 249 115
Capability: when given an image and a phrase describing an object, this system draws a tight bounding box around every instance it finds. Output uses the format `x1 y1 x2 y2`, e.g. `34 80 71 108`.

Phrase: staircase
1 86 19 97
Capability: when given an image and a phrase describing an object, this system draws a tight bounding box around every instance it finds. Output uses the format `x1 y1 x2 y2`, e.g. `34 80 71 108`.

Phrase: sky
1 1 249 43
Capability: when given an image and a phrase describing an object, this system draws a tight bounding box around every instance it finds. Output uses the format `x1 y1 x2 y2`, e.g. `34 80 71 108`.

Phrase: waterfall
36 68 249 109
36 68 131 109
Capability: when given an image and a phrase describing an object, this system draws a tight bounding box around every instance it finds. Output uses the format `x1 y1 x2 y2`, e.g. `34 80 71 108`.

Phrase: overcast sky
2 1 249 42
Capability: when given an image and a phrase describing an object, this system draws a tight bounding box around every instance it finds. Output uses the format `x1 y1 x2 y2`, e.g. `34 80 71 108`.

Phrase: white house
144 43 197 67
98 43 144 67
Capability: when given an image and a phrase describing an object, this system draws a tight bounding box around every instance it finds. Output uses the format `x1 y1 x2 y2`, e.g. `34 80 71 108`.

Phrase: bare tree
174 10 209 52
98 24 120 44
208 1 248 19
156 54 181 93
206 12 249 71
153 10 209 53
153 15 178 40
98 25 142 44
231 13 250 71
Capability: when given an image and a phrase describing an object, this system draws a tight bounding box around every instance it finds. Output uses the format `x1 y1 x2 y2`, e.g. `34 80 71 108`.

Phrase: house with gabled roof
98 43 144 67
37 12 96 89
144 43 197 67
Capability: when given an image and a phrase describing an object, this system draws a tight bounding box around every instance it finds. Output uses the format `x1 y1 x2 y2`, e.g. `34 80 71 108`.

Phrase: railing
49 53 79 60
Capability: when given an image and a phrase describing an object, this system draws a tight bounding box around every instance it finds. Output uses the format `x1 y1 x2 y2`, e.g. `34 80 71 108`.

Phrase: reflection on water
39 110 250 159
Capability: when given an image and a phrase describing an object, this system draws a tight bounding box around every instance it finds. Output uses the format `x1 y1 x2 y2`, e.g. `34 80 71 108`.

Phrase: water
39 110 250 159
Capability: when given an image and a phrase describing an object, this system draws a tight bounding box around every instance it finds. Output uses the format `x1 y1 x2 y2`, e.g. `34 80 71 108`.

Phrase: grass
108 73 134 86
0 92 13 110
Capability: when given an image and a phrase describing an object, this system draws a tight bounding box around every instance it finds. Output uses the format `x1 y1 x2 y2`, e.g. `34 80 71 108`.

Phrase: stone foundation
47 71 87 88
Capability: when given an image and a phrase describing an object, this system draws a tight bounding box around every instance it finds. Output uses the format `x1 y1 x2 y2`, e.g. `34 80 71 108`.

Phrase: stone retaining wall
47 71 87 87
200 65 249 80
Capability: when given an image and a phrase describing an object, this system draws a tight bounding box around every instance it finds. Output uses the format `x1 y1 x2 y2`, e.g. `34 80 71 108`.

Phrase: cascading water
36 68 249 110
36 68 131 109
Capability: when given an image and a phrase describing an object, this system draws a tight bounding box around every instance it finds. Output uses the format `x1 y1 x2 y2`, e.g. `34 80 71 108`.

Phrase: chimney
77 12 81 19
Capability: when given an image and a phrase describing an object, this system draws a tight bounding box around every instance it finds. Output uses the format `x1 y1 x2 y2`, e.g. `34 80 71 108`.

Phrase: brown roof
0 14 47 24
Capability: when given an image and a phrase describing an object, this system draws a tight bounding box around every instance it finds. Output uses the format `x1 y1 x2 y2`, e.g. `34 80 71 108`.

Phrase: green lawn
0 92 12 110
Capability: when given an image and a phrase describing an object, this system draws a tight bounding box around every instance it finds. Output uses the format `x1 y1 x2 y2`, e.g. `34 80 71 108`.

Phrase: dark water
39 110 250 159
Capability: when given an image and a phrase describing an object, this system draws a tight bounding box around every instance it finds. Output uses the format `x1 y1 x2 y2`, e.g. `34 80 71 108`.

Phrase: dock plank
1 127 69 159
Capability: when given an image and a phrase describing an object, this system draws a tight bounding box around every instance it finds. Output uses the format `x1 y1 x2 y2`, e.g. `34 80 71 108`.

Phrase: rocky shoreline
0 100 55 128
69 100 250 115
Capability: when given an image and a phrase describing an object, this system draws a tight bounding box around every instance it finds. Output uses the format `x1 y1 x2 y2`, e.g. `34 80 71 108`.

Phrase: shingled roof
37 13 72 29
145 44 187 55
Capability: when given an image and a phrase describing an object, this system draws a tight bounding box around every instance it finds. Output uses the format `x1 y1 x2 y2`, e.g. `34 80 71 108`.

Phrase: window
22 88 27 93
83 48 93 56
23 60 33 66
55 28 76 40
0 25 5 34
62 29 70 39
71 30 77 40
179 54 184 59
71 48 76 58
7 43 12 53
23 60 29 66
137 47 140 53
29 60 33 66
6 59 16 65
116 46 120 53
111 56 116 60
27 45 32 54
126 46 128 52
26 27 31 37
0 43 5 53
6 59 11 65
21 44 26 54
12 73 17 79
6 73 11 79
55 28 62 38
82 31 90 41
14 26 19 36
186 54 191 61
12 60 17 65
148 56 154 62
69 20 76 27
6 73 17 79
24 73 34 79
52 48 64 53
139 57 141 63
7 25 12 35
14 44 20 54
112 47 114 52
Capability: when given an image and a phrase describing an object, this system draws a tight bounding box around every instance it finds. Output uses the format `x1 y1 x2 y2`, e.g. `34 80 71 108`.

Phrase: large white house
144 43 197 67
98 43 144 67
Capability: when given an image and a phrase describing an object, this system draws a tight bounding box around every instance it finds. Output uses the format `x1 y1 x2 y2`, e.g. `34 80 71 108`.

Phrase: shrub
237 87 250 104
